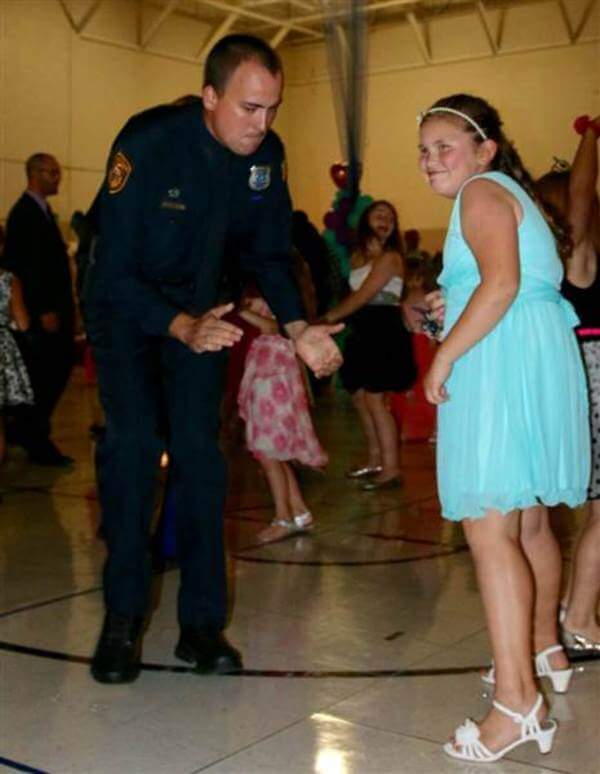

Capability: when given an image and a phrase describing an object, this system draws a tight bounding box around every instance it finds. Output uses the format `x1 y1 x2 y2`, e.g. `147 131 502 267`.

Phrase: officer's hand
170 304 243 354
40 312 60 333
294 323 344 378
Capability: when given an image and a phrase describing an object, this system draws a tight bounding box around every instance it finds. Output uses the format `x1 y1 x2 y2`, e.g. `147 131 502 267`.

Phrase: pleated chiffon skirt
437 288 590 521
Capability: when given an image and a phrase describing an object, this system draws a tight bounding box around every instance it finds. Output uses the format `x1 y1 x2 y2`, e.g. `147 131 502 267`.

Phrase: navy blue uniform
85 101 302 630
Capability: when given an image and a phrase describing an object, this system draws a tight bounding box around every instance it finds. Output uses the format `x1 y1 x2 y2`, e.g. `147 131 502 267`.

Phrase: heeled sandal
561 627 600 656
481 644 573 694
292 511 314 530
345 465 382 479
257 512 314 544
443 692 557 763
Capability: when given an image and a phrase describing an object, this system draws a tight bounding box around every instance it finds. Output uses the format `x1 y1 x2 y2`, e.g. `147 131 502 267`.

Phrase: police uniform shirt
88 100 303 335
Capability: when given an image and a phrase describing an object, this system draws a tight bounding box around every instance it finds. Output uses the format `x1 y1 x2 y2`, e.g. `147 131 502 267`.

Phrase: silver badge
248 165 271 191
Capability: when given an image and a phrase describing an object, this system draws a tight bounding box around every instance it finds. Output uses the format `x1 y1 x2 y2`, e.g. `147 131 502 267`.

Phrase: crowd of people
0 32 597 765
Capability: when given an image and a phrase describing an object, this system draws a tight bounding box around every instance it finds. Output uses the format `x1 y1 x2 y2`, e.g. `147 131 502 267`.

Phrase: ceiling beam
270 24 292 49
556 0 574 42
289 0 417 25
496 6 507 50
141 0 178 48
57 0 104 34
190 0 321 39
406 10 431 64
57 0 78 32
475 0 497 54
76 0 103 34
242 0 317 10
574 0 598 43
196 12 239 60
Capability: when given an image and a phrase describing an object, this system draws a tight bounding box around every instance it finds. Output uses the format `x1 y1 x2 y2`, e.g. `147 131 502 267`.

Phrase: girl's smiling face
418 116 495 199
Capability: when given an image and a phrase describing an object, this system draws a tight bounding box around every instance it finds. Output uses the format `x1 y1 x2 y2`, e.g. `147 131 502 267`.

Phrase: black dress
340 269 416 394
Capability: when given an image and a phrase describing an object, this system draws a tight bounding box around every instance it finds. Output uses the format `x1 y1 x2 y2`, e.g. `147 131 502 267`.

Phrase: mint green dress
437 171 590 521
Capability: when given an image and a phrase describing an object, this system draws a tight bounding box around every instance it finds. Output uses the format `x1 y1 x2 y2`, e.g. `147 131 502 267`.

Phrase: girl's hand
423 352 452 404
422 290 445 340
425 290 445 321
246 297 275 318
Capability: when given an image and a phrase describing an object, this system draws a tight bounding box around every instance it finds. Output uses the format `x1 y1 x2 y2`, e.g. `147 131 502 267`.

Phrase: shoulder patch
107 151 132 195
281 158 287 183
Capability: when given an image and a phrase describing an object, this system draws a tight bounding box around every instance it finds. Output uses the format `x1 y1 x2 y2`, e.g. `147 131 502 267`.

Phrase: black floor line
231 545 470 566
1 483 440 513
364 532 465 548
0 639 484 678
0 541 468 622
0 586 104 620
0 756 49 774
2 638 597 677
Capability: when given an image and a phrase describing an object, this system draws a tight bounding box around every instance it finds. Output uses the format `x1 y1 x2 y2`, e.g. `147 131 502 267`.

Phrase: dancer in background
536 114 600 655
0 267 33 463
419 94 589 762
324 201 416 490
238 291 328 543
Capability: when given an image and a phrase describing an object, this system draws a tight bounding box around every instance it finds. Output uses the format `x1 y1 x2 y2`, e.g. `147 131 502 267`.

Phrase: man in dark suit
3 153 75 465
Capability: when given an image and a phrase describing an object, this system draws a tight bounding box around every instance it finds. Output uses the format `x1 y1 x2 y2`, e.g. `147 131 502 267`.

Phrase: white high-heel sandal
257 512 314 544
292 511 314 530
443 692 557 763
481 644 573 694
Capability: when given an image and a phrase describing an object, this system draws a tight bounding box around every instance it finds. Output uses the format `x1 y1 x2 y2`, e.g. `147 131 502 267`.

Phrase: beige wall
0 0 598 254
0 0 216 224
283 7 600 252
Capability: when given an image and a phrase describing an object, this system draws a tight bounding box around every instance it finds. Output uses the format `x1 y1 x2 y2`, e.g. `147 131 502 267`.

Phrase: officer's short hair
204 34 282 94
26 153 54 180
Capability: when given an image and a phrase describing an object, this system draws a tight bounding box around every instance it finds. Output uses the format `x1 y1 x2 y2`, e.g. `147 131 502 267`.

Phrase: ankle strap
536 644 564 659
493 693 543 723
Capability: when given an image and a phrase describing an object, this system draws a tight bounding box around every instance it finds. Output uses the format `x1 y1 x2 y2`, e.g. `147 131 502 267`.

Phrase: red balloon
330 162 349 190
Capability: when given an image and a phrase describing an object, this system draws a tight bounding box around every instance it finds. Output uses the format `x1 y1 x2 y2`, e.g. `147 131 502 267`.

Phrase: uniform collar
190 99 232 169
190 100 271 168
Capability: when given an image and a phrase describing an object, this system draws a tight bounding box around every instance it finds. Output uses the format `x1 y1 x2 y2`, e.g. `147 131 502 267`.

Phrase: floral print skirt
238 334 328 467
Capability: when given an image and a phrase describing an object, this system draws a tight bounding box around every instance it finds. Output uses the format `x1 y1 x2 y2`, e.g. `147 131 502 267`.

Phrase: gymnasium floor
0 369 598 774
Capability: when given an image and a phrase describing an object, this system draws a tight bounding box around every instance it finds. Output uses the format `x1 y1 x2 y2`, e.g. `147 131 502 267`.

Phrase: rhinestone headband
417 107 488 140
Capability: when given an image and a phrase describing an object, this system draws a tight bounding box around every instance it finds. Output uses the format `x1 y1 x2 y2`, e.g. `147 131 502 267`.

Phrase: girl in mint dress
418 94 589 764
437 171 588 519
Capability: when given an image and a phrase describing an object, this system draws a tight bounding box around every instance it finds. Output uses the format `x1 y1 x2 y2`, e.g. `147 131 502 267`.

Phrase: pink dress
238 334 328 467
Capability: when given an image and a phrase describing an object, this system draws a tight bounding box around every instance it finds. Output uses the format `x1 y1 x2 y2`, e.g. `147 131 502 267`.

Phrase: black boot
91 612 144 684
175 628 242 674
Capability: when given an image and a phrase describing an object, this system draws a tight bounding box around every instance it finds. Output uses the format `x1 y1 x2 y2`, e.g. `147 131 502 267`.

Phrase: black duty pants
88 316 228 630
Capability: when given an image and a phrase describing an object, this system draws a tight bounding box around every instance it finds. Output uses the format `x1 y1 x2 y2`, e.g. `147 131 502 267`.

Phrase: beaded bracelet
573 115 600 137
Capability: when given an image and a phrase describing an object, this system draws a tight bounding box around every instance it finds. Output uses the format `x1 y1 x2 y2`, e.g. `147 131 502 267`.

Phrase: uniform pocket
142 208 196 279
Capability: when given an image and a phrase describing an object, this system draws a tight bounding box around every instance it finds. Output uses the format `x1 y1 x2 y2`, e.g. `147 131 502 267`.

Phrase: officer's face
203 60 283 156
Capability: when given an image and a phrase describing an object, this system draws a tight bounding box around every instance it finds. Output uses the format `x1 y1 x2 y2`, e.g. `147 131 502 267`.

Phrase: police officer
86 34 343 684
